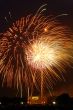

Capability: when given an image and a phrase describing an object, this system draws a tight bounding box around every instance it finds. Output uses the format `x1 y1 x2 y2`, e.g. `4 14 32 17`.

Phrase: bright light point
52 101 56 105
0 102 2 105
20 101 24 105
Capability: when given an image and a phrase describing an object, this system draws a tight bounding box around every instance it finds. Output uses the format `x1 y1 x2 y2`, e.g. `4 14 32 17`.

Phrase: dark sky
0 0 73 97
0 0 73 31
0 0 73 16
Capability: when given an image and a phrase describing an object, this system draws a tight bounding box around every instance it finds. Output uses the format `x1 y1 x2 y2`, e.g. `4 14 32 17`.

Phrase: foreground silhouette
0 93 73 109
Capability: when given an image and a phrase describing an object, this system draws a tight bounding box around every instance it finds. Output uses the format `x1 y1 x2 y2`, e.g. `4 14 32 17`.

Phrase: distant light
20 101 24 105
27 101 30 104
52 101 56 105
31 96 39 100
0 102 2 105
42 101 45 104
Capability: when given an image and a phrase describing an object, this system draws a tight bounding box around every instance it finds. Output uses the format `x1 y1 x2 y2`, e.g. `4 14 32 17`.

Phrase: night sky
0 0 73 97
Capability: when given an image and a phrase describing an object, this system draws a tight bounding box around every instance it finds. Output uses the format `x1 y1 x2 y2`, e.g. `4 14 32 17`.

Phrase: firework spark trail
26 35 73 87
0 5 73 96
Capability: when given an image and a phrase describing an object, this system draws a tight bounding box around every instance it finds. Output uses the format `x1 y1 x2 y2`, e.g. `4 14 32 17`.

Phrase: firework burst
0 5 73 96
